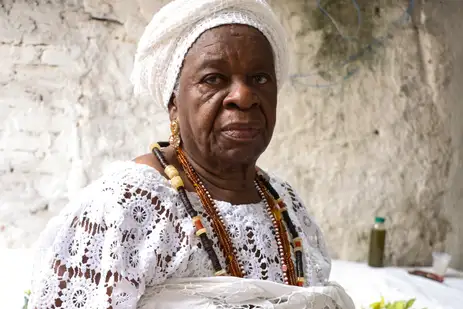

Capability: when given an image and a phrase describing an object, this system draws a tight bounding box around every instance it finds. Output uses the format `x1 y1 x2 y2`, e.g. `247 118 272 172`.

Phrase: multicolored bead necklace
150 142 305 286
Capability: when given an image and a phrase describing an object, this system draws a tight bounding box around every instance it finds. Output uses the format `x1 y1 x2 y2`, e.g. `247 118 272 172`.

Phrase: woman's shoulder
29 159 187 307
37 159 182 257
87 157 170 195
257 168 303 206
59 158 176 223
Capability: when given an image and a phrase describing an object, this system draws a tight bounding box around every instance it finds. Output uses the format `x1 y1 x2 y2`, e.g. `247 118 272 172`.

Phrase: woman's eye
253 74 269 85
204 75 223 85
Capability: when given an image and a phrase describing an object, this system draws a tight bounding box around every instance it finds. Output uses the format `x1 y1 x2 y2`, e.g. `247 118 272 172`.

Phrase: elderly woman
28 0 354 308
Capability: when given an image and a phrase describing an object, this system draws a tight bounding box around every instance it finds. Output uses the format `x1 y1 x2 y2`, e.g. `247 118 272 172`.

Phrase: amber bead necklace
151 142 305 286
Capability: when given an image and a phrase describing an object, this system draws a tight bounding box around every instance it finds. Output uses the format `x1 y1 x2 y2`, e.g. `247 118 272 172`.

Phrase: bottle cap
375 217 385 223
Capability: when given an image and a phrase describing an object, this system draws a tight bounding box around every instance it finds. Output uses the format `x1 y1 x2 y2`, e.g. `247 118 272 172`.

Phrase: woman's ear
168 95 178 121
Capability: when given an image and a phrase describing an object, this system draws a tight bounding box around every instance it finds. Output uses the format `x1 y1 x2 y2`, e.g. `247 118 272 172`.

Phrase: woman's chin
216 136 268 164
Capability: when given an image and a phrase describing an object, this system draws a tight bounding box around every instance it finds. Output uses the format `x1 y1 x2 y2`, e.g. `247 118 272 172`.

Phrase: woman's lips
222 128 260 140
221 123 262 141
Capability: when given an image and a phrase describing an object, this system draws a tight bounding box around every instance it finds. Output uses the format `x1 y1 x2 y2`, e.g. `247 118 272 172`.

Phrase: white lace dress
28 161 331 309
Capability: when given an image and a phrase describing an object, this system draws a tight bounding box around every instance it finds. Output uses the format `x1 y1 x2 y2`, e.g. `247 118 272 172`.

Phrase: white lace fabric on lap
139 277 355 309
28 161 333 309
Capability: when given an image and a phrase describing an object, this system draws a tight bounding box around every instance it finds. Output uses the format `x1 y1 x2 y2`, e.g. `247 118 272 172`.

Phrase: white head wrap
130 0 289 110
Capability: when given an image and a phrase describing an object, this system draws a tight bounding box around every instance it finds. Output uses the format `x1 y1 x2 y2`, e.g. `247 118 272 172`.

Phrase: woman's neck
168 146 262 205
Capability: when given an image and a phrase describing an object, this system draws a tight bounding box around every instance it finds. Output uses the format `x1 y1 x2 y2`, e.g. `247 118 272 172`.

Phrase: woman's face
169 24 277 165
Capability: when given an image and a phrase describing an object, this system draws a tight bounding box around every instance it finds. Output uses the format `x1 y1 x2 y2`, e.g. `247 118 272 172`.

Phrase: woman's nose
222 79 259 110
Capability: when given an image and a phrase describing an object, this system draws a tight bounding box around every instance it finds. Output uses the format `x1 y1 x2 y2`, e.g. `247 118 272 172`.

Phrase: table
331 260 463 309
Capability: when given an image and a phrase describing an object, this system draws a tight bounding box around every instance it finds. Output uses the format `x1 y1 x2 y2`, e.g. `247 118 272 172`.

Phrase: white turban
130 0 289 111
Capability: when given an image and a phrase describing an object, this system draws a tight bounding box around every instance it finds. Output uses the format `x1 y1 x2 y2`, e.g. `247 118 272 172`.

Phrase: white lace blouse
28 161 331 309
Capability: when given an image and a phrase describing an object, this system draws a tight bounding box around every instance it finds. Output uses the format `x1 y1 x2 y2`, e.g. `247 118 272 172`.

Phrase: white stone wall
1 0 462 269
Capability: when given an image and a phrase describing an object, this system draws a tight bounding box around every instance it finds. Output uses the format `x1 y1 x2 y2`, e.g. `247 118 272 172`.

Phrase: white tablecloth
1 249 462 309
330 260 463 309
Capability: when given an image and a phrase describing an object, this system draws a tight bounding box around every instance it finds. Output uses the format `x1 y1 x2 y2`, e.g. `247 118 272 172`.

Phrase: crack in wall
89 15 123 26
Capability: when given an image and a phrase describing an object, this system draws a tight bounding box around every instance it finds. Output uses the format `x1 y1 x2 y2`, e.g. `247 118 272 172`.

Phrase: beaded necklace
151 142 305 286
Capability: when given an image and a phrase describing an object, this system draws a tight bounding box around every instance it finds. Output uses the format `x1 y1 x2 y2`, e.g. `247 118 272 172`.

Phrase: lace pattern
28 161 331 309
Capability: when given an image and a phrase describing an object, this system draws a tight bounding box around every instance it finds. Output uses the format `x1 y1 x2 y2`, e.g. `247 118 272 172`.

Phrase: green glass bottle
368 217 386 267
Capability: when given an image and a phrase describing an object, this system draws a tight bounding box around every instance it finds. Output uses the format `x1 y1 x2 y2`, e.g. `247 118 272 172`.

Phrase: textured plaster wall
0 0 462 269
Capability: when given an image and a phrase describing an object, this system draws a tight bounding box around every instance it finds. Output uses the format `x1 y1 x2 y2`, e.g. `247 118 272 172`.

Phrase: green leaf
380 296 385 307
370 301 382 309
392 300 406 309
404 299 416 309
368 297 419 309
370 296 386 309
370 296 384 309
393 300 406 309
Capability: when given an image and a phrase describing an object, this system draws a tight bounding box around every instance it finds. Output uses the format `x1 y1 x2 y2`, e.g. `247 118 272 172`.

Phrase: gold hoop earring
169 119 181 149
